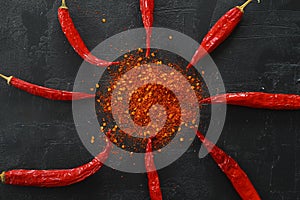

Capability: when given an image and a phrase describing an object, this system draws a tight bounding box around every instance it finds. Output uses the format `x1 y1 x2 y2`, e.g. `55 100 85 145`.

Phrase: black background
0 0 299 199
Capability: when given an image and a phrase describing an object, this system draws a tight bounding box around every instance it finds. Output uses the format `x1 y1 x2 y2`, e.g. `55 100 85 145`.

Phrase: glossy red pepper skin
9 77 95 101
200 92 300 110
196 131 261 200
145 139 163 200
2 142 111 187
187 7 244 69
58 7 119 67
140 0 154 57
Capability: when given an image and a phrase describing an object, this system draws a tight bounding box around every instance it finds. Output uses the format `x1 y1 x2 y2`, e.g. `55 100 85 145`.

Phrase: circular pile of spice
95 49 204 153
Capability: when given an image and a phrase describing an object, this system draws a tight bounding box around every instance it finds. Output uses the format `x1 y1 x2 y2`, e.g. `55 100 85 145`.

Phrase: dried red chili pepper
145 139 163 200
140 0 154 57
187 0 260 69
196 130 261 200
0 141 111 187
0 73 95 101
200 92 300 110
58 0 119 67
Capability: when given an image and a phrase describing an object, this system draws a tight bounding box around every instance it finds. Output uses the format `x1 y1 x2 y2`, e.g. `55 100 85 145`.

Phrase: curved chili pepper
145 139 163 200
0 141 111 187
196 130 261 200
200 92 300 110
187 0 260 70
0 73 95 101
58 0 119 67
140 0 154 57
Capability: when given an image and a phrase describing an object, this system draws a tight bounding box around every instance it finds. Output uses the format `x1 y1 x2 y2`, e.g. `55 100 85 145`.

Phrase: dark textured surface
0 0 299 199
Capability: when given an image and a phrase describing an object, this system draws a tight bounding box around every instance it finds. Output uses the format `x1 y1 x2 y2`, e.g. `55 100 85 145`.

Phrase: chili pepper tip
111 61 121 66
0 73 13 85
0 171 5 183
145 49 151 58
186 63 193 71
60 0 68 9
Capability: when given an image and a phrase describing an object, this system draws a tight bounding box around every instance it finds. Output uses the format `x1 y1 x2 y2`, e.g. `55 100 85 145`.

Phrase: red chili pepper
58 0 119 67
0 141 111 187
196 130 261 200
200 92 300 110
140 0 154 57
145 139 163 200
0 73 95 101
187 0 260 70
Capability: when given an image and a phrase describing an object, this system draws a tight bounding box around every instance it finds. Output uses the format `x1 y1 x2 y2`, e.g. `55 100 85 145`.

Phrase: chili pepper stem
236 0 260 12
60 0 68 9
0 171 5 183
0 73 13 85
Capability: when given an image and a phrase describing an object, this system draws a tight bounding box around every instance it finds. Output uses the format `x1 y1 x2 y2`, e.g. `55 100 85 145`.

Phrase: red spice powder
96 50 203 152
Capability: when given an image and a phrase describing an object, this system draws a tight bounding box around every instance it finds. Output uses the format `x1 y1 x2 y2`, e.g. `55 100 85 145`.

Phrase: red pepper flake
96 52 203 151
